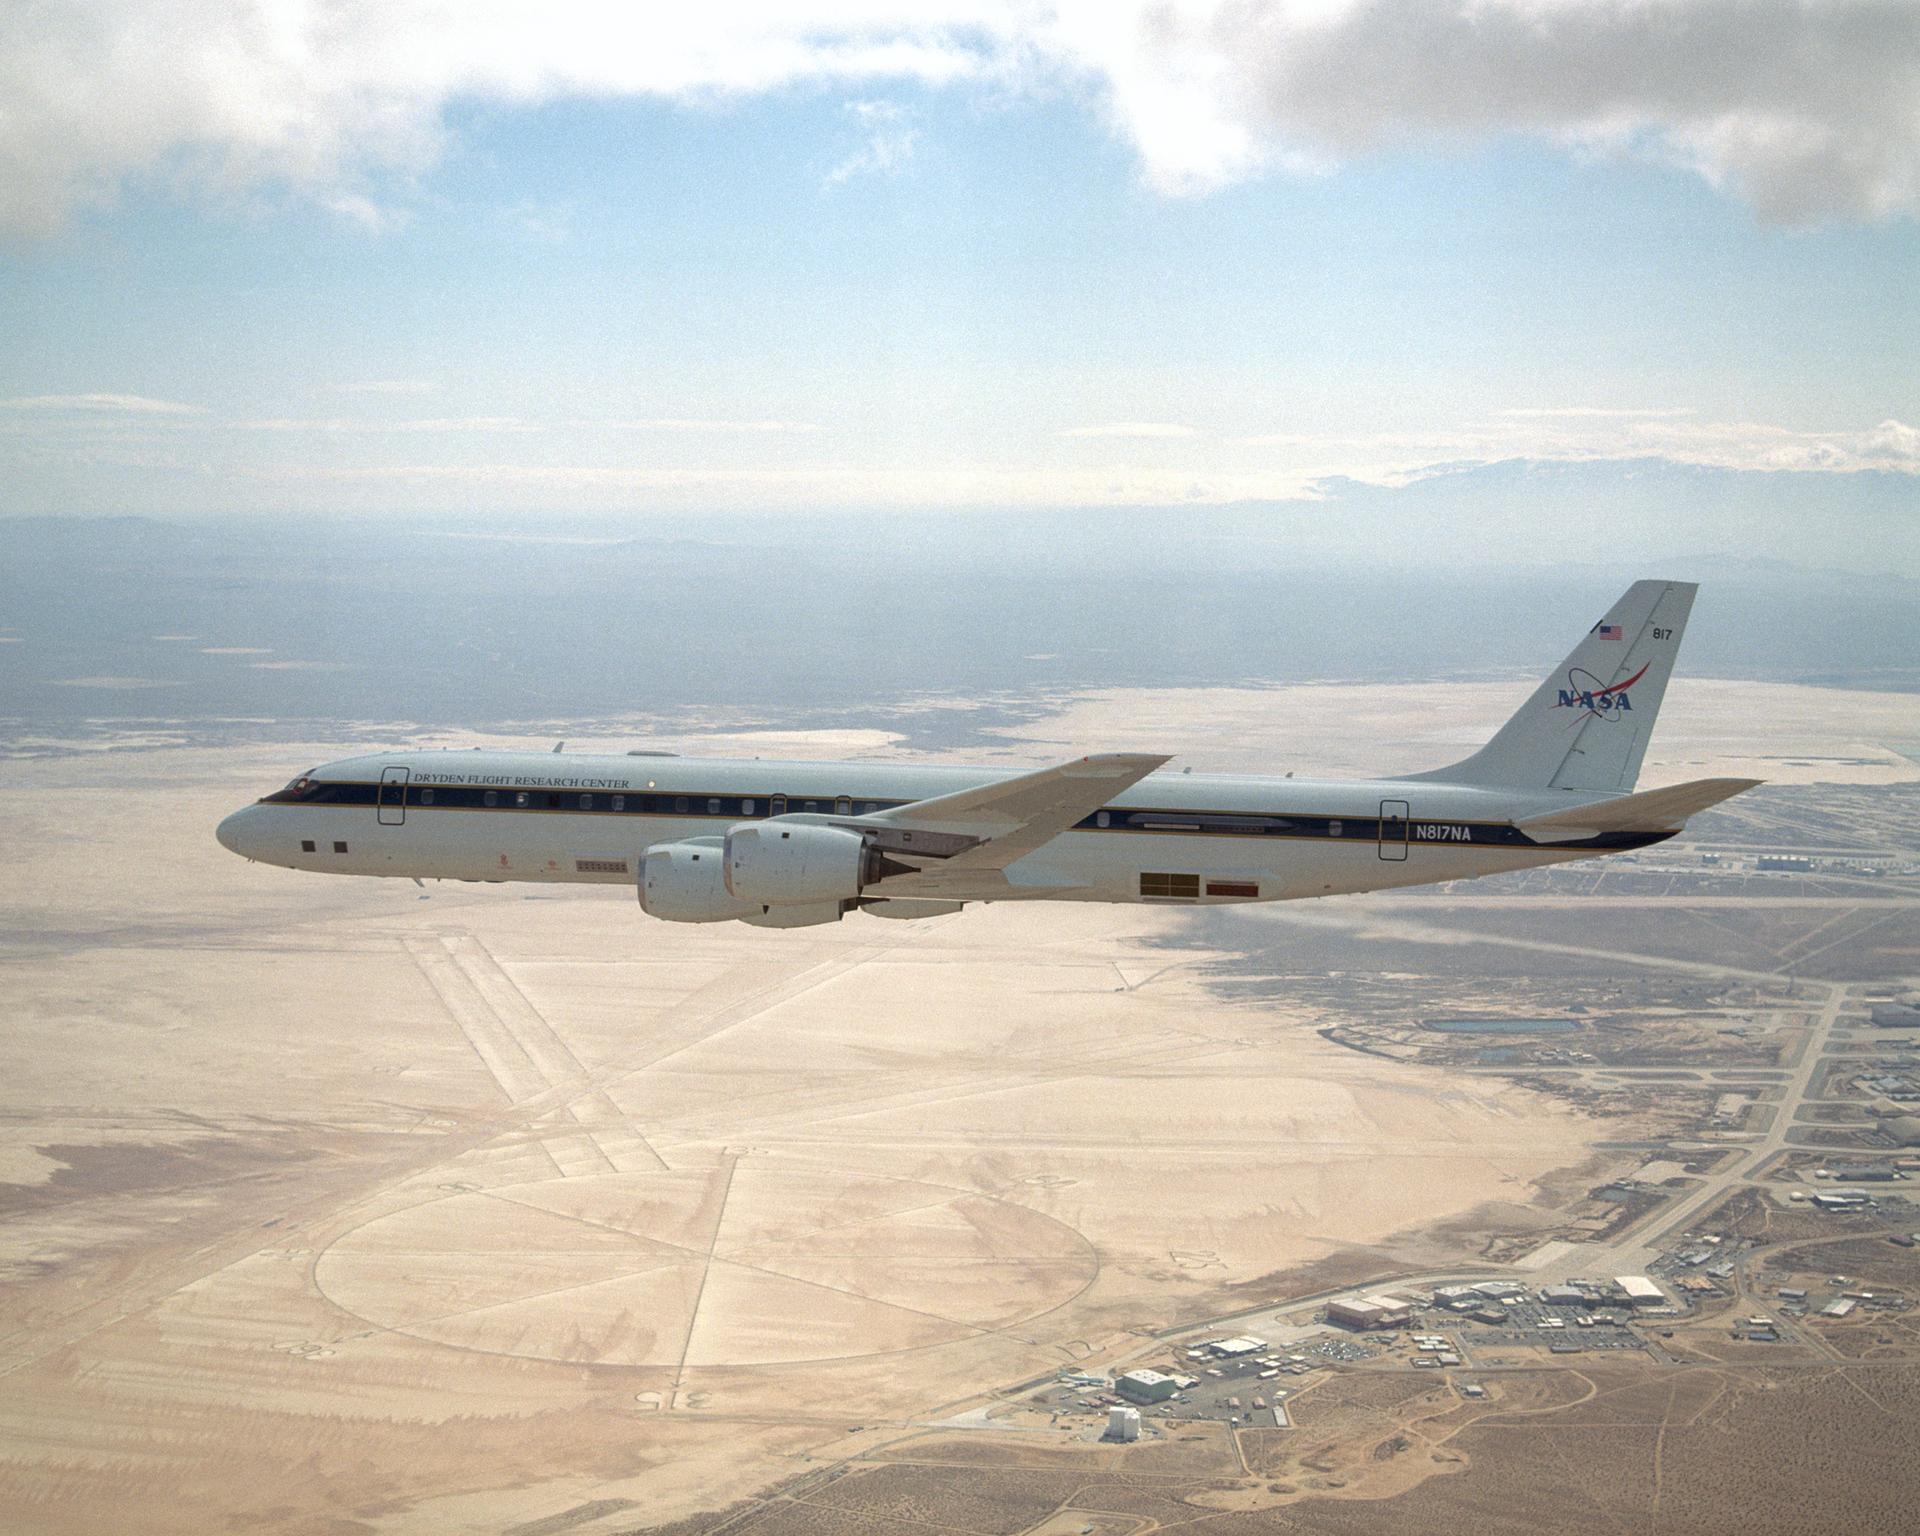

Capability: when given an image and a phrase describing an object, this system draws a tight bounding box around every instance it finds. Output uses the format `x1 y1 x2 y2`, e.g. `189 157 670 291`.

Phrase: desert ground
1 677 1914 1533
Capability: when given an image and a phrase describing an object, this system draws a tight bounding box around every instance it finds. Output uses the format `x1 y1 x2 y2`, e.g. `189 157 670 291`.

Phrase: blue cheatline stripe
261 780 1671 853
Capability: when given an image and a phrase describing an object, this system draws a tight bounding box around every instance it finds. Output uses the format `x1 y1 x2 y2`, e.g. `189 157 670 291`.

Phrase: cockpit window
265 771 325 804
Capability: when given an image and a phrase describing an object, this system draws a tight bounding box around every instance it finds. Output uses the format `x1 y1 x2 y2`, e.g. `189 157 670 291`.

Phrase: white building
1116 1368 1176 1403
1207 1336 1266 1357
1106 1405 1142 1442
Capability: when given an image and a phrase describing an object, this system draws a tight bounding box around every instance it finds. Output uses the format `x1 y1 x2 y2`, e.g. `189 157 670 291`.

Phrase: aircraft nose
216 807 259 858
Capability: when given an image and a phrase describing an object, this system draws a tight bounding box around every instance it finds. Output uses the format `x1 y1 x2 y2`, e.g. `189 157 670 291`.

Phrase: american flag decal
1593 623 1623 640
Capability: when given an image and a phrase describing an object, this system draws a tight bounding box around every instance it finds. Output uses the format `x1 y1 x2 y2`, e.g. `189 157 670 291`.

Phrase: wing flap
1516 777 1761 844
866 752 1169 873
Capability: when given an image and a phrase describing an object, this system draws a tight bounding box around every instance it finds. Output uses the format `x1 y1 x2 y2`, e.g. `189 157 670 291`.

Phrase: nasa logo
1554 661 1649 721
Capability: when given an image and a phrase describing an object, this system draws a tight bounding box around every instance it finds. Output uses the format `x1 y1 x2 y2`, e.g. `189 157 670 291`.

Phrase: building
1206 1336 1266 1357
1116 1369 1176 1404
1822 1298 1857 1318
1327 1294 1413 1330
1361 1294 1413 1325
1106 1405 1142 1442
1540 1285 1588 1307
1615 1275 1664 1307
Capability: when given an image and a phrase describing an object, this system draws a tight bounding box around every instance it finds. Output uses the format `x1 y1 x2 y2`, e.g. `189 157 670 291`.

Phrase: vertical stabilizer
1412 580 1697 793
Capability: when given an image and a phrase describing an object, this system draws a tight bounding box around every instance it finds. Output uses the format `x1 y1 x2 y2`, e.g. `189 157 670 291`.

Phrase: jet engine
724 822 898 905
637 840 758 923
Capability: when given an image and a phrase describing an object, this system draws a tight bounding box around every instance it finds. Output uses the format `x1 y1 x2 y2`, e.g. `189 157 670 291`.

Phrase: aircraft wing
862 752 1169 876
1515 777 1761 844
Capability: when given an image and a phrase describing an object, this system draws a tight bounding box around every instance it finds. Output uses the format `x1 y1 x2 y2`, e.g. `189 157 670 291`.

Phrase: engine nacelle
638 840 758 923
860 898 965 921
725 822 883 905
740 901 847 929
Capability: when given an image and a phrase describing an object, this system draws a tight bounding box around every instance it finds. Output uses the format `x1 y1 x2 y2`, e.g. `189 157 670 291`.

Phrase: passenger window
675 796 688 813
1096 811 1110 828
484 791 498 807
771 796 786 816
803 800 819 813
579 793 593 810
418 788 434 805
742 798 755 815
515 791 530 808
546 792 561 809
1328 820 1342 837
707 798 720 815
860 801 877 815
612 795 625 811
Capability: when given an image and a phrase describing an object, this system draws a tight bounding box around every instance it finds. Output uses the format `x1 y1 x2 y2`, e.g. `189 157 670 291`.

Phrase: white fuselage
216 749 1666 907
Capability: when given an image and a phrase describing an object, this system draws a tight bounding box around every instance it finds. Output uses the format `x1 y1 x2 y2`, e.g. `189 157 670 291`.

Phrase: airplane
216 580 1758 928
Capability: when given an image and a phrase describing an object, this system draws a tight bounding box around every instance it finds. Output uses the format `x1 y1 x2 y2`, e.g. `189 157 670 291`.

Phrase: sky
1 1 1916 519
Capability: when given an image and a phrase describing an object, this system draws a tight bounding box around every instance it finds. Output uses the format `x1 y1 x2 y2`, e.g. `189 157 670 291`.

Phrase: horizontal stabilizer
1515 777 1761 844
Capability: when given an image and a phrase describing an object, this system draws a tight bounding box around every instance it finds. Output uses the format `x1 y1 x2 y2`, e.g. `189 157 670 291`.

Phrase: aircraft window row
273 781 909 818
269 782 1438 845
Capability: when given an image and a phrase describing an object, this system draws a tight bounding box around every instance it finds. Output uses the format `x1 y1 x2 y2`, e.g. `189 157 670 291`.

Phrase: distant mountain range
3 459 1914 733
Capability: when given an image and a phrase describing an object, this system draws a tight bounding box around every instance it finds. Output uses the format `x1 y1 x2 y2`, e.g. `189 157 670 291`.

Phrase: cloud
2 3 1915 235
48 675 182 689
605 418 828 432
824 98 921 185
240 460 1330 507
1069 1 1920 225
1058 421 1199 438
1496 406 1698 420
329 379 439 395
1610 413 1920 472
0 4 1001 236
1235 412 1920 481
0 392 204 414
233 416 536 432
